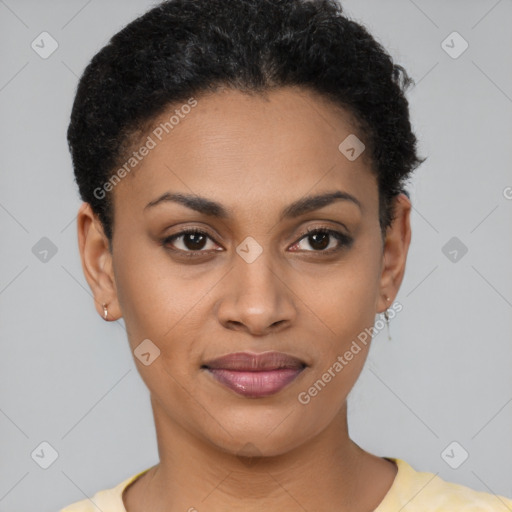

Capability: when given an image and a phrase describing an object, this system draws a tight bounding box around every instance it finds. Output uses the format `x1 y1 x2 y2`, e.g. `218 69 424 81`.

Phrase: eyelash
161 226 352 257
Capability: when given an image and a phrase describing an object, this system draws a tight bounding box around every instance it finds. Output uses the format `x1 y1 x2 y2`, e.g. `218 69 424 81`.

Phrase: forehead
112 86 377 221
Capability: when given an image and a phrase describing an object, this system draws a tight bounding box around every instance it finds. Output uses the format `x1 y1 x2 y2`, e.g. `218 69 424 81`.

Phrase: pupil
310 232 329 250
186 233 206 250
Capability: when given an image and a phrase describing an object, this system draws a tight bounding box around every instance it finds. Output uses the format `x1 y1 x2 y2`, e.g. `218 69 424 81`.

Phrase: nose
214 250 297 336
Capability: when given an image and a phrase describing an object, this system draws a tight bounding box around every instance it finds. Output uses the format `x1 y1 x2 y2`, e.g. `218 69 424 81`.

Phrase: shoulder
376 457 512 511
58 468 151 512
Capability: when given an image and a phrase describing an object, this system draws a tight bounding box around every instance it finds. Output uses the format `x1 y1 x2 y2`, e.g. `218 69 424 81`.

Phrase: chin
197 407 312 458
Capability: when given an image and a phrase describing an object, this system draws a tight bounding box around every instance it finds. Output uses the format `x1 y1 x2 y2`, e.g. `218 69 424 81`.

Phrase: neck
124 396 396 512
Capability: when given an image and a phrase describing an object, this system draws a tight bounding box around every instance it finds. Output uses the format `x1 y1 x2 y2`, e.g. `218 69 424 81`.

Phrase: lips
202 351 307 398
203 351 306 371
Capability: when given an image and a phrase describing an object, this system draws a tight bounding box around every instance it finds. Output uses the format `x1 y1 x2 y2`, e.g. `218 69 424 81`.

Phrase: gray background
0 0 511 510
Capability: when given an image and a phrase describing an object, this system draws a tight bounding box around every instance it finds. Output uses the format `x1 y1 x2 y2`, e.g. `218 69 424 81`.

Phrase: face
78 86 411 458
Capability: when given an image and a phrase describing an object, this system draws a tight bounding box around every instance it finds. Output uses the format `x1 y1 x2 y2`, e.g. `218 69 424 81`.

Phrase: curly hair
67 0 425 248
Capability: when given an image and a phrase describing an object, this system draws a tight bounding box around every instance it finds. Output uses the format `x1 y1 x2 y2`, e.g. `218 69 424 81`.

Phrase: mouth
201 351 307 398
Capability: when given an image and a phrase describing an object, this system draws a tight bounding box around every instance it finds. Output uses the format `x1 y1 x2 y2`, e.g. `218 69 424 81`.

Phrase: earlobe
377 193 412 313
76 202 121 320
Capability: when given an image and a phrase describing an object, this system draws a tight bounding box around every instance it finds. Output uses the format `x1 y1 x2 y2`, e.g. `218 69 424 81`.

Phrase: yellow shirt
59 457 512 511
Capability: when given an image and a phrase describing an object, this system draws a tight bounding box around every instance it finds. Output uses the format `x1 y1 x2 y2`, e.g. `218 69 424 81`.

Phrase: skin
77 85 411 512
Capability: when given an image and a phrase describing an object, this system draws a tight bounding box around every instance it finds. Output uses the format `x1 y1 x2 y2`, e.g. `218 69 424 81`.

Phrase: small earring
384 296 391 341
102 303 108 321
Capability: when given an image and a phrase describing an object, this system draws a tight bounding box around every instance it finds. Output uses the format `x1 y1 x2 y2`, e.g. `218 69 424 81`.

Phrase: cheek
112 246 211 396
300 257 381 342
297 236 381 393
113 243 198 342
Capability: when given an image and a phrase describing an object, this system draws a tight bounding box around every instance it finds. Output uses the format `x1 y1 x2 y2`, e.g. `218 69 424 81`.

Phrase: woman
60 0 512 510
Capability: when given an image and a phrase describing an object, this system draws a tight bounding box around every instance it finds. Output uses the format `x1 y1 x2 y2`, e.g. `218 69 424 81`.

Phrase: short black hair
67 0 425 247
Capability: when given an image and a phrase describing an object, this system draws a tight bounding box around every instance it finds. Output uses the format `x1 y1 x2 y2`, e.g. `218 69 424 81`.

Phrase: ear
376 193 412 313
77 202 121 320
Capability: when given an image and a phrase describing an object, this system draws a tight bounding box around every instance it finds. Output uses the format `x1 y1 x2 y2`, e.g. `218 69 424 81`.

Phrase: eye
290 227 353 253
162 229 221 254
161 226 353 257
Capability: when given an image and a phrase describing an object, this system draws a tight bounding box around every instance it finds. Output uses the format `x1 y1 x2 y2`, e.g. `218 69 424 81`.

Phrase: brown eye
291 228 353 253
162 229 220 253
307 231 330 250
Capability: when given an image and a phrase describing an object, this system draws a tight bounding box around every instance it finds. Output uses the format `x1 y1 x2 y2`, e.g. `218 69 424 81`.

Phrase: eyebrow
144 190 362 219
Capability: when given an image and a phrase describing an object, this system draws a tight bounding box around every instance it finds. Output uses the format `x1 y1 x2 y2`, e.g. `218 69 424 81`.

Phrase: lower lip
205 368 304 398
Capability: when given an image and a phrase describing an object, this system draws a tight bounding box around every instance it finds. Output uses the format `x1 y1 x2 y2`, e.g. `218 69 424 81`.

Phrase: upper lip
202 351 306 371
